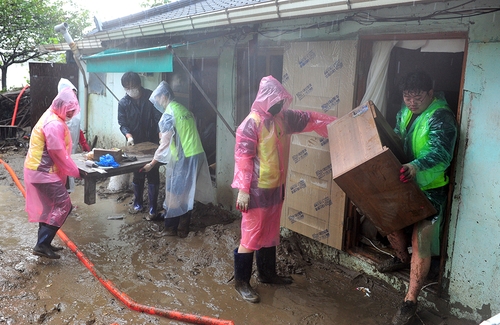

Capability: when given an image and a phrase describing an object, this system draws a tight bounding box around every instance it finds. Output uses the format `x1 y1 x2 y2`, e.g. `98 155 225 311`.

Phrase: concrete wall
84 72 161 148
446 24 500 321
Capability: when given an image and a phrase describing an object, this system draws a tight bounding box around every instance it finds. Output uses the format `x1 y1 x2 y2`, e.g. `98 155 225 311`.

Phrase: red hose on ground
12 84 30 126
0 158 235 325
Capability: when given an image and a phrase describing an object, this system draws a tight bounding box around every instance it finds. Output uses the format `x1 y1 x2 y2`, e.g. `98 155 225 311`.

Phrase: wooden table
72 142 158 205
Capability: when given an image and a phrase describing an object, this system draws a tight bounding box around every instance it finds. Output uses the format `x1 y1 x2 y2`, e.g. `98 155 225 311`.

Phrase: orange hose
0 158 234 325
12 84 30 126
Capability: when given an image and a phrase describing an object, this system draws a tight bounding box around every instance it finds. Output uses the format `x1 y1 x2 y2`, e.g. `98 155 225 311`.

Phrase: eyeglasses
403 91 428 104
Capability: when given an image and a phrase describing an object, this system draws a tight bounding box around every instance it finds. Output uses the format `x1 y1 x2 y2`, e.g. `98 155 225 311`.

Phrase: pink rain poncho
232 76 336 250
24 87 81 227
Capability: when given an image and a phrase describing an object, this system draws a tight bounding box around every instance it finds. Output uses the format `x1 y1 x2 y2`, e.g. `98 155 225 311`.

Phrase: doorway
163 57 218 171
350 33 467 295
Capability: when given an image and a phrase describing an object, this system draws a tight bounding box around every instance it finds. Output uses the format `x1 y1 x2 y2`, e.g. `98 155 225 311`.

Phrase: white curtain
360 40 397 116
360 39 465 116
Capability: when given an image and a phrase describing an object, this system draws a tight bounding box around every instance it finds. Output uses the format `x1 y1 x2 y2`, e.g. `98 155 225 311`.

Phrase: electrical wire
256 1 499 36
362 235 395 258
346 1 500 25
421 282 438 291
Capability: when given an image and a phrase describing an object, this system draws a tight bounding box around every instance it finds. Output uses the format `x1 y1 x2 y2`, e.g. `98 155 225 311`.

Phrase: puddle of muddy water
0 181 446 325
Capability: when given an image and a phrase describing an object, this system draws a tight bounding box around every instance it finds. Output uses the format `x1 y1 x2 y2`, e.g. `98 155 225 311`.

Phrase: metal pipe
54 22 89 134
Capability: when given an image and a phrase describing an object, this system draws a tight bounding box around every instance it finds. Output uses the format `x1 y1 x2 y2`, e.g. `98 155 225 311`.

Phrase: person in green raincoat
142 81 214 238
377 70 457 325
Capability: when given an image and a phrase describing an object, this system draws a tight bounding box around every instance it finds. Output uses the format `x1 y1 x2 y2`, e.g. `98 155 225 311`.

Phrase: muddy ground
0 146 477 325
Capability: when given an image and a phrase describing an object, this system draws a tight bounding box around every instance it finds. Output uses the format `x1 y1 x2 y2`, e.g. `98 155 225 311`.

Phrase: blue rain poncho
149 81 214 218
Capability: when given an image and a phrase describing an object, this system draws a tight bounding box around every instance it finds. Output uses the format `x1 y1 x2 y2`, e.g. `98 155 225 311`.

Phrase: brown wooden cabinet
327 101 436 236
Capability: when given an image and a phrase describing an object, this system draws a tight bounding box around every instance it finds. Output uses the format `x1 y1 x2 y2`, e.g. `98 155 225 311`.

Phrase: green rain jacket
394 96 457 191
395 95 457 256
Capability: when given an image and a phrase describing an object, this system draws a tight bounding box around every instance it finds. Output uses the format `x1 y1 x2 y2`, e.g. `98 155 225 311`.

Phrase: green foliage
0 0 91 89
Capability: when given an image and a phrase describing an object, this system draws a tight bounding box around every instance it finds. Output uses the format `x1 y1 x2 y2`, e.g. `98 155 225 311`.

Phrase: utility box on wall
327 101 436 236
280 40 358 250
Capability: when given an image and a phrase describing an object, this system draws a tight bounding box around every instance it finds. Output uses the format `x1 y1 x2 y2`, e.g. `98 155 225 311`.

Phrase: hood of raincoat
50 87 80 121
57 78 77 93
251 76 293 115
149 81 176 114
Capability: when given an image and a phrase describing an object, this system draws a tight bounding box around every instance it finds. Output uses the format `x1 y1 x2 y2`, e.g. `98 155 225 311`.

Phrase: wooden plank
121 141 159 156
29 62 78 128
83 178 97 205
333 148 436 236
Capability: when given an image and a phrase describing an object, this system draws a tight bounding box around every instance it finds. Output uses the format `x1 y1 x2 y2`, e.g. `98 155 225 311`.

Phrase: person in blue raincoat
142 81 214 238
231 75 337 303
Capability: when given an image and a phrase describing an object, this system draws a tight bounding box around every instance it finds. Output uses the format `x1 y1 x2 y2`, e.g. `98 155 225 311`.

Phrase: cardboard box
327 101 437 236
281 133 346 250
93 148 123 163
280 40 358 250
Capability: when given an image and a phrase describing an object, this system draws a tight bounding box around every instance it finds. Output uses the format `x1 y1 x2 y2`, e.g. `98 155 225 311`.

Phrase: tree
0 0 91 90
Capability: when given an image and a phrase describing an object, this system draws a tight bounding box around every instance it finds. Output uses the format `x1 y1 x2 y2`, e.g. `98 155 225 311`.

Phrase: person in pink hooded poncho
231 76 336 303
24 87 81 259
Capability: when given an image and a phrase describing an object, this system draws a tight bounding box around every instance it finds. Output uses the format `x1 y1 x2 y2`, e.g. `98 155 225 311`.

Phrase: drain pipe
54 22 90 134
0 159 235 325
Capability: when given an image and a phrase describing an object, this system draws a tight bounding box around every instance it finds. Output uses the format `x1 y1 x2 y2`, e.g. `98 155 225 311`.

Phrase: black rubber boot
163 216 180 236
147 183 159 218
50 245 64 252
177 211 191 238
33 223 61 259
234 248 260 303
130 181 144 214
256 246 293 285
36 224 64 251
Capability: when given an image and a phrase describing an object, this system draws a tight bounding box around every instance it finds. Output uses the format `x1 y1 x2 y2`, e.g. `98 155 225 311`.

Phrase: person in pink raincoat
231 75 337 303
24 87 81 259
